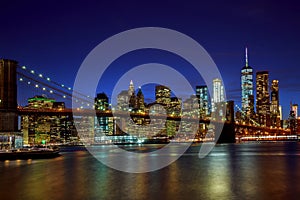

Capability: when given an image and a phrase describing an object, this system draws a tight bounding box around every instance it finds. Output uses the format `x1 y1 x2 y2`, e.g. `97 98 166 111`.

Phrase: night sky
1 0 300 119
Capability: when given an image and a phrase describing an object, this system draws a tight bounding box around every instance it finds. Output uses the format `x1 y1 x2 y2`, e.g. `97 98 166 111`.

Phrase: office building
279 105 282 120
117 90 130 111
196 85 210 118
256 71 270 127
292 104 298 119
94 92 114 137
169 97 181 116
183 95 198 112
95 92 109 111
288 108 297 134
212 78 224 113
270 80 280 127
26 95 55 109
128 80 135 96
22 96 77 145
128 80 136 109
136 87 145 111
241 47 254 119
155 85 171 105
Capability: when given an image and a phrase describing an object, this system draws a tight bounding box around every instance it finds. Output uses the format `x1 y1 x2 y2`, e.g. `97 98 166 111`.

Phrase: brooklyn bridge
0 59 298 148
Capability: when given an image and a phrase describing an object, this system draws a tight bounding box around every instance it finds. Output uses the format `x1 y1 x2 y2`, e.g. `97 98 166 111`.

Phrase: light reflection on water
1 142 300 199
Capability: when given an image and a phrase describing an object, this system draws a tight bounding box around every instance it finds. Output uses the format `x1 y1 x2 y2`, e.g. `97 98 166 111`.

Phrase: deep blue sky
1 0 300 119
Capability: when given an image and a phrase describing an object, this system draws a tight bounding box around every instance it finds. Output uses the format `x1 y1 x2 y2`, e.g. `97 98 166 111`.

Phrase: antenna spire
245 47 248 67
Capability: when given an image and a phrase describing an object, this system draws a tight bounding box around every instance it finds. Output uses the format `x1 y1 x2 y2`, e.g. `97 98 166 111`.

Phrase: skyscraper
292 104 298 119
212 78 224 103
155 85 171 105
270 80 280 127
169 97 181 116
117 90 129 111
212 78 224 112
128 80 135 96
128 80 136 109
241 47 254 119
196 85 210 118
95 92 109 111
22 95 76 144
136 87 145 111
256 71 270 127
288 105 297 134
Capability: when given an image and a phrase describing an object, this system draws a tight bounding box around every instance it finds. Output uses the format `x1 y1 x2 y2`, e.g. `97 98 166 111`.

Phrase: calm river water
1 142 300 200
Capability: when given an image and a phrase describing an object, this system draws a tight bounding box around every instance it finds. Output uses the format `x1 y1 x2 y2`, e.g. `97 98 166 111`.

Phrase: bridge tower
216 100 236 143
0 59 20 148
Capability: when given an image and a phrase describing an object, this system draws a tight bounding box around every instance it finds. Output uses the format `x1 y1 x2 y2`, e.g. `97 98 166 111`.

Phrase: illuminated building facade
136 87 145 111
169 97 181 116
128 80 135 96
94 92 114 137
156 85 171 105
183 95 199 117
241 47 254 120
256 71 270 127
128 80 136 109
292 104 298 119
117 90 129 111
279 105 282 120
288 107 297 134
270 80 281 127
26 95 55 109
22 96 77 145
196 85 210 118
212 78 224 112
95 92 109 111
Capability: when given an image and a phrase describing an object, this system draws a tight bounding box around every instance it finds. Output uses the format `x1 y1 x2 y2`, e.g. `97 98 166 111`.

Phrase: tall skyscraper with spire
241 47 254 120
128 80 136 109
128 80 135 96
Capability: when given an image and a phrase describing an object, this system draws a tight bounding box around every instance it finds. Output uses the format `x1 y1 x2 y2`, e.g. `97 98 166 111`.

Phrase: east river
1 142 300 199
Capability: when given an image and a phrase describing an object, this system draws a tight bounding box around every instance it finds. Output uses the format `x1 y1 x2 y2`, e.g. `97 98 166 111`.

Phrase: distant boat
0 147 60 160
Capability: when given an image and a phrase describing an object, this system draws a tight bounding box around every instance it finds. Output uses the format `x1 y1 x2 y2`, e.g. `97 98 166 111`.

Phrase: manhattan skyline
1 1 300 119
